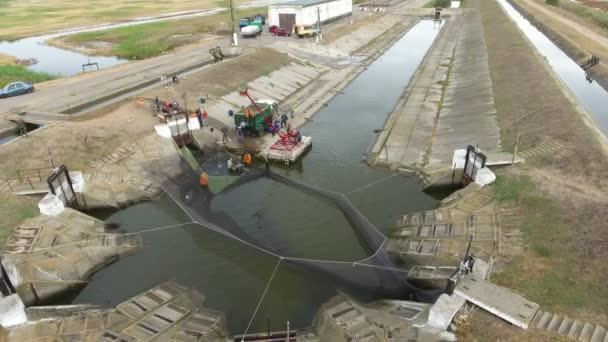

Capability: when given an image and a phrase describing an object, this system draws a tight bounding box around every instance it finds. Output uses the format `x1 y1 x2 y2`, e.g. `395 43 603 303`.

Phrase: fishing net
142 148 441 303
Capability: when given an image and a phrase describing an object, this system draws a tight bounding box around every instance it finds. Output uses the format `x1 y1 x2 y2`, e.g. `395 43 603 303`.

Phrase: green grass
560 0 608 30
63 7 265 59
424 0 451 8
493 174 535 204
0 194 38 247
0 64 56 88
491 175 608 315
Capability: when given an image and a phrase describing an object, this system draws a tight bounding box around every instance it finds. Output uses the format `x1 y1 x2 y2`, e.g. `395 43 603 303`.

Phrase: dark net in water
145 154 441 302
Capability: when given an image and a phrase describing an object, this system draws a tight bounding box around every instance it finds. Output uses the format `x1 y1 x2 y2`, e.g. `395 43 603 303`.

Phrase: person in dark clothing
195 108 202 127
17 118 28 137
154 96 160 113
221 126 229 144
280 113 288 128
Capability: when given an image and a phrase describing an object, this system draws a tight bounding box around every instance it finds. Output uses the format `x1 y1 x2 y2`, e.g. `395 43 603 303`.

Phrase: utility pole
316 7 322 44
230 0 238 46
512 132 521 166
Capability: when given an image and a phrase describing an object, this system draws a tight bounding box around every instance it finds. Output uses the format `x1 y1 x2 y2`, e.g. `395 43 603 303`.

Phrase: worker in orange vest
243 153 252 165
199 172 208 187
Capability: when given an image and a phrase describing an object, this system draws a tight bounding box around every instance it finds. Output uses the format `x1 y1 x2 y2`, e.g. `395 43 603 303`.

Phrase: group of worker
227 153 252 173
155 96 180 117
200 153 252 187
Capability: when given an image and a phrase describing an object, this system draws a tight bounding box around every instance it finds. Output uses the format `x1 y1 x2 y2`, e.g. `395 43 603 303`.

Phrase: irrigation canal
71 20 443 334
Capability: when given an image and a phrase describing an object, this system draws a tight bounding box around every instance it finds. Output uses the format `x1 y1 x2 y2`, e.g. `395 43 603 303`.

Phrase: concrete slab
428 294 466 330
454 275 539 329
484 151 524 166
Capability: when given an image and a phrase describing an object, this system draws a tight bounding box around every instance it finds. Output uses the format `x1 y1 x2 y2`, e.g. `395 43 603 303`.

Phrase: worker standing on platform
195 108 202 127
289 104 295 119
280 113 288 129
243 153 252 165
202 110 209 127
221 127 229 144
236 126 244 143
17 118 28 137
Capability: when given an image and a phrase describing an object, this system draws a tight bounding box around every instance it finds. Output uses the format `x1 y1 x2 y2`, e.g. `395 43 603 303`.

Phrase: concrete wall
268 0 352 27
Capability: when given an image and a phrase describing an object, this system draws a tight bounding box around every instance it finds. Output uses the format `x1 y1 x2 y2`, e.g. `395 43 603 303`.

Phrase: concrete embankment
1 208 141 306
507 0 608 91
370 7 501 175
0 282 228 341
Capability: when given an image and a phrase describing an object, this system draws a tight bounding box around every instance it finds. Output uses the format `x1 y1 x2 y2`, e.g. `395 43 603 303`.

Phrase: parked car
253 15 265 25
0 82 34 99
239 18 251 29
272 27 291 37
240 25 262 37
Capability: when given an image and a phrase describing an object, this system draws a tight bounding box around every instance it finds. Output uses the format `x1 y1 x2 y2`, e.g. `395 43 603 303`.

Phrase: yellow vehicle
293 24 318 38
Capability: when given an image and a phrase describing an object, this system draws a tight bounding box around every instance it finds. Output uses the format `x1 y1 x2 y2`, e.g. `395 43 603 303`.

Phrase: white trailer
268 0 352 31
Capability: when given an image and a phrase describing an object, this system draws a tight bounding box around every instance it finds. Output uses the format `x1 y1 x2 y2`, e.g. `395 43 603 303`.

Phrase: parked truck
234 100 278 136
293 24 319 38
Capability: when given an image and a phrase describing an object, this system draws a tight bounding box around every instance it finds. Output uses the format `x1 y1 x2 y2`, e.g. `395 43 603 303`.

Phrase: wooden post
512 132 521 165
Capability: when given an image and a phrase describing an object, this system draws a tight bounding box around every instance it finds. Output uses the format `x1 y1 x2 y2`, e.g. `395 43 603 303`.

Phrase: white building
268 0 352 30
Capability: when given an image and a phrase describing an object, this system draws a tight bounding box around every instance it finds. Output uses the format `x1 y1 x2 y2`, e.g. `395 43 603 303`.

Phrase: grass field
491 175 608 319
54 7 265 59
0 54 55 88
0 0 252 41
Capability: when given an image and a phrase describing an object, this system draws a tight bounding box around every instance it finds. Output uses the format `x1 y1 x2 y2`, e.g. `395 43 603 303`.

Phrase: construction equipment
234 99 277 136
239 89 307 154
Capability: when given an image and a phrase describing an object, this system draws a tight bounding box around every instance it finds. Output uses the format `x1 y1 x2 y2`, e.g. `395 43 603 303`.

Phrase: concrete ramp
454 275 539 329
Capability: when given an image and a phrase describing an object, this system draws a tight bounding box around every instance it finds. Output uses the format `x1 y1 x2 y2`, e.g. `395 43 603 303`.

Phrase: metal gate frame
47 164 79 210
166 110 192 148
462 145 486 186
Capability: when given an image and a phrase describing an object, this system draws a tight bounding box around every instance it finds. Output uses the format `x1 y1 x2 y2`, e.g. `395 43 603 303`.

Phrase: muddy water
73 20 443 334
497 0 608 134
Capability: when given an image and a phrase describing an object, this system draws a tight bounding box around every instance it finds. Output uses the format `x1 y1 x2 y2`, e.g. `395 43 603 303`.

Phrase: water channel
0 0 285 76
72 20 443 334
497 0 608 134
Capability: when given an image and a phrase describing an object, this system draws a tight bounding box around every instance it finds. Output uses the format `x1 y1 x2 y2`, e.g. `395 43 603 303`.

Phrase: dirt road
518 0 608 49
0 37 229 124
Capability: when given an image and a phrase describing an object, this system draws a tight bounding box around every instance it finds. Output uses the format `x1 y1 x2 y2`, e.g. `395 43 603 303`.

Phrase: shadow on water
75 20 446 333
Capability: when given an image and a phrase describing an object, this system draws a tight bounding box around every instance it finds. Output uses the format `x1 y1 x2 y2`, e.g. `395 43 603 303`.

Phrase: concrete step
568 320 583 339
590 325 606 342
580 322 595 341
531 310 544 328
536 311 553 330
557 317 573 335
546 314 563 333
